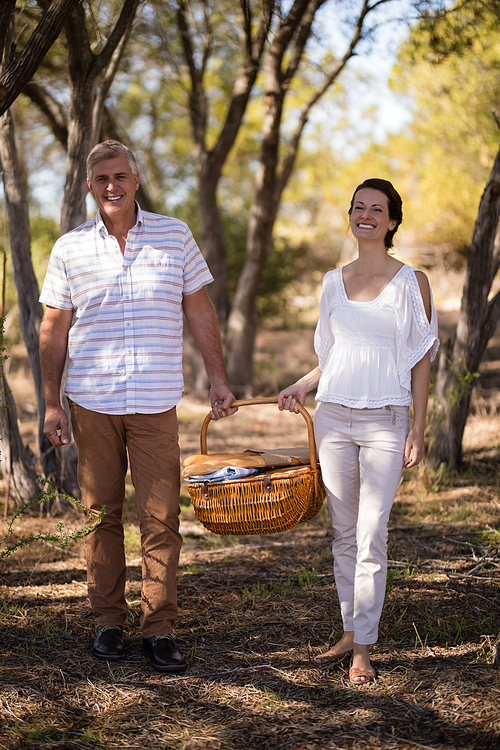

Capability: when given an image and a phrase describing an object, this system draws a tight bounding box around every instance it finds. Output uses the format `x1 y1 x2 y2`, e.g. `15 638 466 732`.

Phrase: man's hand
209 384 238 420
43 404 70 446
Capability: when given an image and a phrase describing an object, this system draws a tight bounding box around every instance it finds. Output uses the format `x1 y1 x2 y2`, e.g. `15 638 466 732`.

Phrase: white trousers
314 401 410 645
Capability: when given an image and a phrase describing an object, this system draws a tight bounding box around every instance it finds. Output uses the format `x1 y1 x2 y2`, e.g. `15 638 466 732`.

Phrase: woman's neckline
339 264 407 303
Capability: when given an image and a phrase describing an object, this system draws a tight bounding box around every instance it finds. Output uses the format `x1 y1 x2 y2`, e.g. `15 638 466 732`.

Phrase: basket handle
199 397 319 472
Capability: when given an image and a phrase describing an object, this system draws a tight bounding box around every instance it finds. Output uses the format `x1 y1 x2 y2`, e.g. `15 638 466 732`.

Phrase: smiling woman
278 177 439 684
349 177 403 251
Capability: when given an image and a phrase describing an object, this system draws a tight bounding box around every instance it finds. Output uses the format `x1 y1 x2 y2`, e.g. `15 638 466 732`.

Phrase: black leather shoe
92 625 126 660
142 634 187 673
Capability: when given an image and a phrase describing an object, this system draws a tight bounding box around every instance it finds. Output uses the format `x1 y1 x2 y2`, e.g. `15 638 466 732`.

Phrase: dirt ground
1 307 500 750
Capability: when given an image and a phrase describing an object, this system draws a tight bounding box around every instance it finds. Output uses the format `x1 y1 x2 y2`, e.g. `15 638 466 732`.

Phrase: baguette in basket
183 398 325 535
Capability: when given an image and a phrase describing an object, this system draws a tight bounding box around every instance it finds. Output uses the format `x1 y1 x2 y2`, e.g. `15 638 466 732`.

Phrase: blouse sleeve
395 268 440 392
314 270 337 371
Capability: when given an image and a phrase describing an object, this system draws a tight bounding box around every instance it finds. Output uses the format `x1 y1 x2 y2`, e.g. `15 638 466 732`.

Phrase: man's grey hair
86 140 139 180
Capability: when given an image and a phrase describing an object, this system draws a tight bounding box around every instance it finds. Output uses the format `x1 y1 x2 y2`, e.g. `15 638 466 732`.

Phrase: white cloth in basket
187 467 259 483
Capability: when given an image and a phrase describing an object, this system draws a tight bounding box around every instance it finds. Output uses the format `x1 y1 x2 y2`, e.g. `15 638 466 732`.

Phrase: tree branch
209 0 273 174
23 81 68 148
91 0 143 79
65 0 93 84
0 0 80 117
283 0 326 86
276 0 375 199
91 0 143 142
177 0 208 150
0 0 16 71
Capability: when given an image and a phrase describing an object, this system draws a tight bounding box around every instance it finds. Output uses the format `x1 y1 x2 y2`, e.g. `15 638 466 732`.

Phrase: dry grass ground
1 318 500 750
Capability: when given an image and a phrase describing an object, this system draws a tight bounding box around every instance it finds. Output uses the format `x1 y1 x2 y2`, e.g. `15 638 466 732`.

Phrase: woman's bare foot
314 632 354 665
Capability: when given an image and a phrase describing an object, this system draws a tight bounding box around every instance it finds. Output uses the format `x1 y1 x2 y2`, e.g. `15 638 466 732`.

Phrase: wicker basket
186 397 325 535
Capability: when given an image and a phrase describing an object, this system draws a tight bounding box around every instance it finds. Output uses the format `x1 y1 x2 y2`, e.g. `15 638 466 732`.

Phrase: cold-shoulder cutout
414 270 432 322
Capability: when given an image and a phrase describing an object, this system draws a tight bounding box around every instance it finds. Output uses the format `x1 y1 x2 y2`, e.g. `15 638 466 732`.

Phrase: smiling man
39 140 236 673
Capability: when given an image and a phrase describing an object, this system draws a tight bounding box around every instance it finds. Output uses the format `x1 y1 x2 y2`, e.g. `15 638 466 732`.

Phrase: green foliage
0 478 105 561
30 215 60 284
406 0 499 62
427 358 480 442
1 214 59 345
176 188 303 321
383 0 500 252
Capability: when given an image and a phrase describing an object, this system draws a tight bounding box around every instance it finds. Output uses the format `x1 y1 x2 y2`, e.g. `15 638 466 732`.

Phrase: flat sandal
314 648 353 666
349 663 376 684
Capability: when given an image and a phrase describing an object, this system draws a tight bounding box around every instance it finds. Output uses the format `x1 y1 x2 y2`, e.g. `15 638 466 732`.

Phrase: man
39 140 236 673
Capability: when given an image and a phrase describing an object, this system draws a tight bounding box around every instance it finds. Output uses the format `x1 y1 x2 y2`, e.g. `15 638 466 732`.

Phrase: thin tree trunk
61 0 141 232
0 375 40 509
198 164 229 324
183 167 229 398
225 159 279 397
60 84 94 233
176 0 273 396
0 109 80 497
225 0 374 395
429 143 500 468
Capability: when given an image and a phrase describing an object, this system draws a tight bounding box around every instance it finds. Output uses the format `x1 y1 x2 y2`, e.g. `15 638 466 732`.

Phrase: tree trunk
61 0 142 232
225 159 280 397
0 108 80 497
183 166 229 398
225 0 373 395
60 83 95 233
198 163 229 324
429 143 500 468
176 0 273 396
0 375 40 509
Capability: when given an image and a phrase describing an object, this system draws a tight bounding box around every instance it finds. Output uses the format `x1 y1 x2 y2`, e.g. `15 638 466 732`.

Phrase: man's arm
182 287 237 419
39 305 73 445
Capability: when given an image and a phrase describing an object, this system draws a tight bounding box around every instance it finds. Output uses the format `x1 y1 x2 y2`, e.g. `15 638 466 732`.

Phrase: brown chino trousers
69 401 182 637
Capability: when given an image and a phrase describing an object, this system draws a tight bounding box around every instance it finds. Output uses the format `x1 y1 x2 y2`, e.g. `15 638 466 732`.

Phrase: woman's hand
277 366 321 413
277 386 307 413
404 426 425 468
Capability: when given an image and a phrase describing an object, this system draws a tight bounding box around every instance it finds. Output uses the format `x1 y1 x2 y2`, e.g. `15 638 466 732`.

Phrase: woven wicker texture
187 398 326 535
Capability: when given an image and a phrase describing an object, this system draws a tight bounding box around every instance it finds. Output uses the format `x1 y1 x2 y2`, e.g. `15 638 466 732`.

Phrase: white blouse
314 265 439 408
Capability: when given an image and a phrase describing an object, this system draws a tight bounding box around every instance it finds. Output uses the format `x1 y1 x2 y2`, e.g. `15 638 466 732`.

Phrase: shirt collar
96 201 144 235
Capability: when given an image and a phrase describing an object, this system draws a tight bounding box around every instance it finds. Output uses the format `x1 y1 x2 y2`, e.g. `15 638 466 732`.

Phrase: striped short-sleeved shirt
39 204 213 415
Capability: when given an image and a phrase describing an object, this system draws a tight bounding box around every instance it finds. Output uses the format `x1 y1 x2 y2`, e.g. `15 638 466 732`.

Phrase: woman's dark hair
348 178 403 250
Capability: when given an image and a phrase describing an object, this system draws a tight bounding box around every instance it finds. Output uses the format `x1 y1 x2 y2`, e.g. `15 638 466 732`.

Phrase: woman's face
349 188 396 244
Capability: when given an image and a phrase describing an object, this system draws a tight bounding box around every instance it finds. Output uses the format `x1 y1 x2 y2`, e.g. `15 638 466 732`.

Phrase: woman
278 178 439 684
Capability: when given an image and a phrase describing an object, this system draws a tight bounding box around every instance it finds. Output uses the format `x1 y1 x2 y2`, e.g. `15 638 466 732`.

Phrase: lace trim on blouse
314 265 440 406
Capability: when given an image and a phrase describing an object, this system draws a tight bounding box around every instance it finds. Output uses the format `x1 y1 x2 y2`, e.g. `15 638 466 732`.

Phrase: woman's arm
277 366 322 413
404 272 433 468
404 351 431 468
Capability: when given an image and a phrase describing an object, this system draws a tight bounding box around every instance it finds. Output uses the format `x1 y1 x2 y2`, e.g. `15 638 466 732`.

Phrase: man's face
87 155 139 225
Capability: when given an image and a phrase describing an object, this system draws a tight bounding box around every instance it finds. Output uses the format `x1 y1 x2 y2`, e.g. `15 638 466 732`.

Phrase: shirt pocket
132 248 181 298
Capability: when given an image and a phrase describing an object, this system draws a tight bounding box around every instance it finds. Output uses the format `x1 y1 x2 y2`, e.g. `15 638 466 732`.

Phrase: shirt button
126 322 130 327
